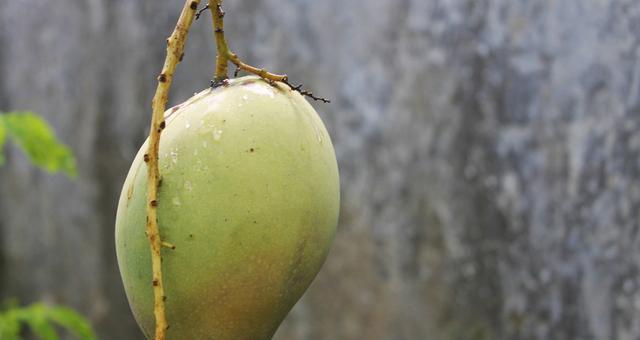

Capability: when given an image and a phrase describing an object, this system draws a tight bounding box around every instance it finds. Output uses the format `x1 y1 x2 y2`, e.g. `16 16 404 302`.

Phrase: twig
207 0 287 83
205 1 329 103
283 80 331 103
145 1 200 339
162 241 177 250
227 51 288 82
195 4 209 20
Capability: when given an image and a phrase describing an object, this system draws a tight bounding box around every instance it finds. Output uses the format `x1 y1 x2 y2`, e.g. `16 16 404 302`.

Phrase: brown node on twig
195 4 209 20
210 78 229 88
216 4 225 18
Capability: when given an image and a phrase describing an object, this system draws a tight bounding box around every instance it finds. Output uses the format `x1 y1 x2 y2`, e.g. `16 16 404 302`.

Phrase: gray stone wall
1 1 639 339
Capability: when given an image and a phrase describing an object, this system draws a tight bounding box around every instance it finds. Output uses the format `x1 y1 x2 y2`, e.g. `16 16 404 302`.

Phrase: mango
115 76 340 339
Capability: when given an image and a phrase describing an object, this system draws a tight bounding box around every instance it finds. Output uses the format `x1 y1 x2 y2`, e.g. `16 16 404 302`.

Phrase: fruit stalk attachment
203 0 329 102
207 0 287 83
145 1 200 339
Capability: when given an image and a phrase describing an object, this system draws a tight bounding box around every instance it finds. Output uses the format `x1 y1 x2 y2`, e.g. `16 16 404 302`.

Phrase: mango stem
207 0 288 83
146 1 201 339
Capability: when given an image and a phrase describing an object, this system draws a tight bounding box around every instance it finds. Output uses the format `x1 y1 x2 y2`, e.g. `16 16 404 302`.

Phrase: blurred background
1 0 640 339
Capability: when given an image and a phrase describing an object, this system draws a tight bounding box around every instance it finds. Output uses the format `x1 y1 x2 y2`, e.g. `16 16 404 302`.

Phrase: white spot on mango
170 149 178 164
245 82 275 98
212 128 223 141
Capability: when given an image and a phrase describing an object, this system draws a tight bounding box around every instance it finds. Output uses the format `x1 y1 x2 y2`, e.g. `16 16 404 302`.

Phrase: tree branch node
195 4 209 20
162 242 176 250
210 78 230 88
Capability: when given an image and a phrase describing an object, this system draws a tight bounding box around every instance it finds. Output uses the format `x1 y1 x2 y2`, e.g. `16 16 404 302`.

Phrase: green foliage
0 111 77 177
0 118 6 165
0 303 97 340
0 113 84 339
0 301 97 340
0 113 86 339
0 113 85 339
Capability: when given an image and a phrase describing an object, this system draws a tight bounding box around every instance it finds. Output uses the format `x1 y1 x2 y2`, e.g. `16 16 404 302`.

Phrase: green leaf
17 305 59 340
47 306 97 340
0 309 21 340
0 302 97 340
0 117 6 166
0 112 77 177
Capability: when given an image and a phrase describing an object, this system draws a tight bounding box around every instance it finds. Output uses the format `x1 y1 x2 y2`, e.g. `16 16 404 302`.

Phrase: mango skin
115 76 340 340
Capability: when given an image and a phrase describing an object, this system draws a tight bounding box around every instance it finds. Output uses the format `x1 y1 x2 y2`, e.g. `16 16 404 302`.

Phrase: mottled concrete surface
1 0 640 339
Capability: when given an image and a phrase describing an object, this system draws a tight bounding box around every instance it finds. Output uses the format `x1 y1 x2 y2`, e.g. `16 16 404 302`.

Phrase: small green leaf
47 306 97 340
0 309 21 340
0 301 97 340
2 112 77 177
0 117 6 166
20 305 59 340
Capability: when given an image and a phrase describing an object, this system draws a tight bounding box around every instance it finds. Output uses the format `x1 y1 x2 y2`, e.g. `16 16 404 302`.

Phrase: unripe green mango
115 76 339 339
